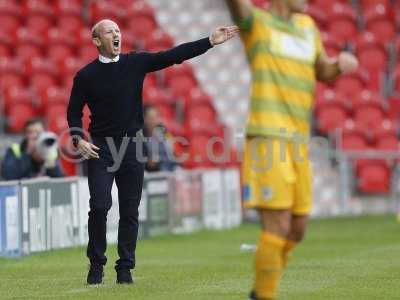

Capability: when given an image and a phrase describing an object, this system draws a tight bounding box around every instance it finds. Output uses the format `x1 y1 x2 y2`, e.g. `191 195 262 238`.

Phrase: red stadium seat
143 73 157 92
47 44 74 63
321 32 343 57
167 76 198 99
26 15 53 33
364 5 396 46
155 104 175 121
25 57 59 77
316 102 348 135
315 88 348 112
327 3 357 43
0 15 20 33
334 73 366 100
54 0 82 17
15 27 44 47
185 135 216 169
89 1 121 24
0 0 22 18
354 103 385 129
164 63 195 82
360 0 390 11
0 44 10 58
15 44 43 62
41 86 69 111
187 88 212 106
313 0 348 11
357 162 390 193
143 87 175 105
0 57 23 75
57 15 84 33
3 86 34 113
59 57 84 77
357 46 387 91
143 30 174 52
0 74 25 91
45 106 69 134
30 73 57 96
186 104 216 124
305 4 327 29
23 0 54 18
7 103 37 133
78 44 98 63
126 15 157 41
340 129 368 152
47 27 78 47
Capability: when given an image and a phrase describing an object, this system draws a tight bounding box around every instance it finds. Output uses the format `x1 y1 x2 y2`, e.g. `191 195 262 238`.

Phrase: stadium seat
143 73 157 92
156 104 175 121
3 86 34 113
25 57 59 77
357 161 391 193
15 44 42 62
334 72 366 99
187 88 212 106
23 0 54 18
0 44 11 58
57 15 84 33
143 30 174 52
314 88 348 113
305 4 327 29
89 1 121 24
45 105 69 134
167 76 198 99
15 27 44 47
41 86 69 111
143 87 175 105
359 0 390 11
30 73 57 97
353 102 385 129
54 0 82 17
0 15 20 33
316 103 348 135
364 4 396 46
0 0 22 18
0 57 23 75
0 73 25 91
78 44 98 63
47 44 74 63
7 103 37 133
26 15 53 33
321 32 343 57
327 3 357 44
186 103 216 124
59 57 84 78
47 27 79 47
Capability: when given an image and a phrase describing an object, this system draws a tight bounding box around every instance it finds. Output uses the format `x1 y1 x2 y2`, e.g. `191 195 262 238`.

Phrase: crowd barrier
0 168 242 257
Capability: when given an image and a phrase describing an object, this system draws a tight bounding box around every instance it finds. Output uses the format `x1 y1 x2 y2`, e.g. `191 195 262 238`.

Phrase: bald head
91 19 122 58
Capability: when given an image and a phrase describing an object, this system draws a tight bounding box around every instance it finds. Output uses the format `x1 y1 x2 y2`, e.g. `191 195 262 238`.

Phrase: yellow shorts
242 137 312 215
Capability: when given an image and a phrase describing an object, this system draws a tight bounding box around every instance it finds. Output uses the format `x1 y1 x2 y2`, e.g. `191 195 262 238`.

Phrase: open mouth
113 40 120 47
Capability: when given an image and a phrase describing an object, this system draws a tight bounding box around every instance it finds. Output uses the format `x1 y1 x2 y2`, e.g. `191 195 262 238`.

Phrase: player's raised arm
225 0 253 23
315 51 359 82
141 26 239 73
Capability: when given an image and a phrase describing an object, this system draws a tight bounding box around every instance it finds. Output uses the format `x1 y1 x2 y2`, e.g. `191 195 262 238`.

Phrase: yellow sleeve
313 23 325 58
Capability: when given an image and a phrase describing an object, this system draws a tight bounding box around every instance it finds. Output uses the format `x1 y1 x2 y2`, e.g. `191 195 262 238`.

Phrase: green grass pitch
1 215 400 300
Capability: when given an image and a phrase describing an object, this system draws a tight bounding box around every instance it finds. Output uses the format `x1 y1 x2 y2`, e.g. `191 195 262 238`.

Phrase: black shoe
87 264 104 285
249 290 258 300
116 269 134 284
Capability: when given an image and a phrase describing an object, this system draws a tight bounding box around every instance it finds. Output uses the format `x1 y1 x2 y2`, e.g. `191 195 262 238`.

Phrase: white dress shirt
98 54 120 63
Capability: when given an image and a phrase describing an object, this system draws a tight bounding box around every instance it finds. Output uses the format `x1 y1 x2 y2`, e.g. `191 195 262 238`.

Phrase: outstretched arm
225 0 253 23
315 51 359 82
142 26 239 73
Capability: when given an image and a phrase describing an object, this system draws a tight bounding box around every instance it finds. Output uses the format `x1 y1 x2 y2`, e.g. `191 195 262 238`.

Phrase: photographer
1 118 64 180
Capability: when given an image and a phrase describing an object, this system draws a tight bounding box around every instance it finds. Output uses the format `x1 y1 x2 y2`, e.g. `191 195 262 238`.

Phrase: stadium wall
0 168 242 258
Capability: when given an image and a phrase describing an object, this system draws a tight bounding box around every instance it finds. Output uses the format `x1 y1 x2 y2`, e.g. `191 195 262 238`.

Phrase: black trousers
86 136 144 270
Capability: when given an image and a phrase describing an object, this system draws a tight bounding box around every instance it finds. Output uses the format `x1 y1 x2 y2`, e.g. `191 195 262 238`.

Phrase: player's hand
76 139 100 159
210 26 240 46
338 52 359 74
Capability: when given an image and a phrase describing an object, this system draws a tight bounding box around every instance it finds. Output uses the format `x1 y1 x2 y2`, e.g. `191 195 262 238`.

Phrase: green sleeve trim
238 12 254 31
10 143 21 158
